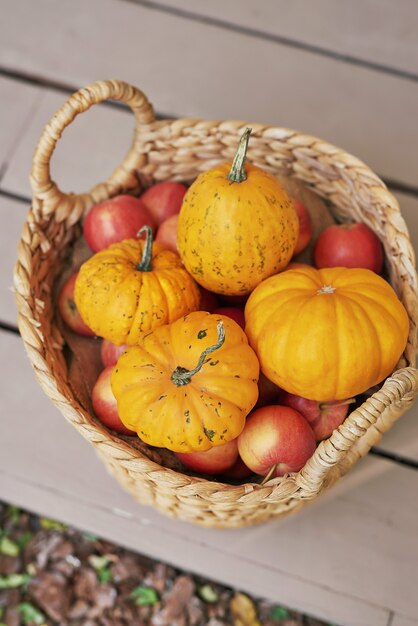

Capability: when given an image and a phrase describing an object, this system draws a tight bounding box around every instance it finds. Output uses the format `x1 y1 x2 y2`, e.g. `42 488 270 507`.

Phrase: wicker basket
14 79 418 528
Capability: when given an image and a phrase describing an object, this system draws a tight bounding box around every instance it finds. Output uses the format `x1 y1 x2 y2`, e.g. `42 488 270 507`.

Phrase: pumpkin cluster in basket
57 129 409 483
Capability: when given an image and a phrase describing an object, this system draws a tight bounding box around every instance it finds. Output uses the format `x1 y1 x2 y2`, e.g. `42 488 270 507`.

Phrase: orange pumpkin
74 226 200 345
177 128 299 296
245 266 409 401
110 311 260 452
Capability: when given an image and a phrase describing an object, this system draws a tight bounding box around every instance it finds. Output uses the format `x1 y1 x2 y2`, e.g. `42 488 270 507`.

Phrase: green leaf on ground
26 563 37 577
0 535 20 557
88 554 113 570
17 602 46 625
6 506 20 525
270 605 290 619
0 573 32 589
82 531 99 542
16 531 34 549
97 567 112 584
88 554 113 584
198 583 219 603
130 585 159 606
0 607 4 618
39 517 68 531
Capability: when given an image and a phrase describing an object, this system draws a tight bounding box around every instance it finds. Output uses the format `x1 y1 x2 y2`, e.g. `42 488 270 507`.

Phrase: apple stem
227 128 252 183
171 321 225 387
260 464 278 485
319 398 356 410
136 225 154 272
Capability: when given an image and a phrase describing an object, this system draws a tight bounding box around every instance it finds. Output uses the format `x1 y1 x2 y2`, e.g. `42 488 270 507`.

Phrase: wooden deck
0 2 417 624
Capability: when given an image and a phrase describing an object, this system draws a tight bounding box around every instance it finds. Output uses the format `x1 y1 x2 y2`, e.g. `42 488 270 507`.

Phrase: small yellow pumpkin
177 128 299 296
111 311 260 452
74 226 200 345
245 265 409 401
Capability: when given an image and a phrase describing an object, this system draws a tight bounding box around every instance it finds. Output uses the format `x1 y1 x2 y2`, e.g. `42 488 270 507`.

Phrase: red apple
213 307 245 330
237 406 316 477
100 339 128 368
199 288 220 312
291 199 313 256
92 367 136 435
155 214 179 253
83 195 155 252
281 391 352 441
175 439 239 476
140 181 187 224
57 273 95 336
222 455 254 480
313 222 384 273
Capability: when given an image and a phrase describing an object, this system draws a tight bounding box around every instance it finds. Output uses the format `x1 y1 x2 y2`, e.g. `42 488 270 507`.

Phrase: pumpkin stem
136 225 153 272
227 128 252 183
171 321 225 386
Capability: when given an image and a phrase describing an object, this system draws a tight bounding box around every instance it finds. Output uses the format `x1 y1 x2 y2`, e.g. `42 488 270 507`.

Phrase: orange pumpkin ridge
74 226 201 345
245 266 409 402
111 312 260 452
177 129 299 296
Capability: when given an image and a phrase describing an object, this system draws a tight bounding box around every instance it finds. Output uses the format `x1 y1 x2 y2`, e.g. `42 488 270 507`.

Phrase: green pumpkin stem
227 127 252 183
171 321 225 387
136 225 154 272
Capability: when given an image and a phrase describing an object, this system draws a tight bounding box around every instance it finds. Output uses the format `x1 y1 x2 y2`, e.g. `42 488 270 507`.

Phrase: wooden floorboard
141 0 418 77
1 329 418 624
1 3 418 622
0 0 418 188
0 86 135 199
0 195 30 326
0 76 42 179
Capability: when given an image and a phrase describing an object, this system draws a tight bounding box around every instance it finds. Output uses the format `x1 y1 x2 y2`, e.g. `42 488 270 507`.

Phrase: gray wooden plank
0 195 30 326
1 329 418 623
394 192 418 256
0 473 390 626
391 616 418 626
0 76 42 178
375 193 418 461
154 0 418 75
1 89 135 198
1 0 418 189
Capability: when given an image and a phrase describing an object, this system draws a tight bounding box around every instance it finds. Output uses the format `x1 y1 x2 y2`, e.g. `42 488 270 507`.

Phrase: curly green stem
171 321 225 386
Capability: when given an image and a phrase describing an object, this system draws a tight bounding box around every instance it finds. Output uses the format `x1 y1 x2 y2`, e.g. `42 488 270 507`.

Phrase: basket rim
13 79 418 523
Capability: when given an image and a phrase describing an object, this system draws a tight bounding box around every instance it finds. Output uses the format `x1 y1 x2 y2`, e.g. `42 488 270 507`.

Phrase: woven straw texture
14 80 418 528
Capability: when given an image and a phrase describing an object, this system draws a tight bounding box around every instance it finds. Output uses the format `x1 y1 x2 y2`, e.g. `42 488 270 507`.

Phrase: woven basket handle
294 366 418 498
30 79 155 218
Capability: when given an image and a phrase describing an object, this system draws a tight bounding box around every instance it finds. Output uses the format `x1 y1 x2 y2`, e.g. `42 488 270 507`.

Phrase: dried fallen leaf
230 592 261 626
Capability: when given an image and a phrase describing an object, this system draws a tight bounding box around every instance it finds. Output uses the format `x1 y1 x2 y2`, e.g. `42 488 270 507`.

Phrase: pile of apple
58 180 384 482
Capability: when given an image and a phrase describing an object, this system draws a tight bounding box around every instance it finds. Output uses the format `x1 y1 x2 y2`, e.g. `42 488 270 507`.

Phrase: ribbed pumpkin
110 311 260 452
177 128 299 296
245 266 409 402
74 226 200 345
